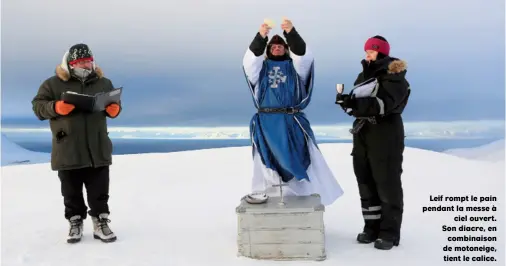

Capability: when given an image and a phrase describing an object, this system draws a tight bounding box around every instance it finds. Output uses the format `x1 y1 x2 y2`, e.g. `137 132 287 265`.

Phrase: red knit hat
364 36 390 56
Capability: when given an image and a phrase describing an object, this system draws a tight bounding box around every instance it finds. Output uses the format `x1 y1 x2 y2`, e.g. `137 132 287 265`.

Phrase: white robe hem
250 139 344 206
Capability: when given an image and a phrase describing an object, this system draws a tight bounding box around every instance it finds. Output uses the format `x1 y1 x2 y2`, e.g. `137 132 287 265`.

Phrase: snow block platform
235 194 326 261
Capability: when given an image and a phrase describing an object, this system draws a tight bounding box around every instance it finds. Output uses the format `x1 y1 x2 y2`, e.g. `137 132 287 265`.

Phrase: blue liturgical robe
244 58 316 183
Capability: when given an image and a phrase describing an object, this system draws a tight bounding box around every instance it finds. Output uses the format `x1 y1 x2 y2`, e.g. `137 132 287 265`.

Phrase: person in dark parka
32 43 121 244
336 35 410 250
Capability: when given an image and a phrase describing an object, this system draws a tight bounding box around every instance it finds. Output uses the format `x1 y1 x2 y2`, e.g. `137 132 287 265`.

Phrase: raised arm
243 29 268 86
283 26 314 85
32 79 59 120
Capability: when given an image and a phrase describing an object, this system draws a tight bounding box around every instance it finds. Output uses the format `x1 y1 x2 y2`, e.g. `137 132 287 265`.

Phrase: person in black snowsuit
336 35 410 250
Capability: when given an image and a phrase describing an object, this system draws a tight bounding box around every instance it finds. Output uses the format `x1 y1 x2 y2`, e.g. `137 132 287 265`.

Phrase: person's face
270 44 285 56
365 50 378 61
71 60 93 70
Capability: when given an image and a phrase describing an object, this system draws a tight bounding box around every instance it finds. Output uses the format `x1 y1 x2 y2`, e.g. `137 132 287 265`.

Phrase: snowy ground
1 139 504 265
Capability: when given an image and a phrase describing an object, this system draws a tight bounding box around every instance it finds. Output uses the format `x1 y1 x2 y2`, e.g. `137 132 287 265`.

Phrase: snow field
1 139 504 265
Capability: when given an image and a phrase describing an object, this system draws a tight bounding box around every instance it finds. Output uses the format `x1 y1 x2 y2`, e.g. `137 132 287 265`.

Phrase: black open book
61 87 123 112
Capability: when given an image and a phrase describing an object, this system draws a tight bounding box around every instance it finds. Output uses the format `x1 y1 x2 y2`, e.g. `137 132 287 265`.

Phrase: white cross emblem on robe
268 66 287 89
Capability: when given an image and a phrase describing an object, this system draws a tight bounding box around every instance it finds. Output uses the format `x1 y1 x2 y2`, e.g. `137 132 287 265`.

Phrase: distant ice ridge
2 119 504 140
1 134 50 166
444 138 504 163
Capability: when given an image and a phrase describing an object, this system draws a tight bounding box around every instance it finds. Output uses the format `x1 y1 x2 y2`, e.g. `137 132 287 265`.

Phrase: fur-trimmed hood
362 56 407 75
387 59 407 74
56 64 104 81
55 50 104 81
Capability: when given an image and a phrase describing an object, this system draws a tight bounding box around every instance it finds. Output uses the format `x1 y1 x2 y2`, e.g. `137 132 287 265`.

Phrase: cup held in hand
335 84 345 104
336 83 344 94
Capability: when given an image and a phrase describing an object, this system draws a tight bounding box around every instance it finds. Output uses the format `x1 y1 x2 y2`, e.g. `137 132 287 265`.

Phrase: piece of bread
263 18 275 28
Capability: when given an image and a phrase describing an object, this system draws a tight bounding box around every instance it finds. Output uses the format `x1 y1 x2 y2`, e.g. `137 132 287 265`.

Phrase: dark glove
335 94 345 104
335 94 354 109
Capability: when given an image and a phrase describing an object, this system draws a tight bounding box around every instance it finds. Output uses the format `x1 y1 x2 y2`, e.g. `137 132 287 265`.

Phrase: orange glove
55 101 75 115
105 103 120 118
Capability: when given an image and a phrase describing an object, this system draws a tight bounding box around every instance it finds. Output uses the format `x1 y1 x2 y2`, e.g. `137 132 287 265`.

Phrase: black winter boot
374 238 399 250
356 231 377 244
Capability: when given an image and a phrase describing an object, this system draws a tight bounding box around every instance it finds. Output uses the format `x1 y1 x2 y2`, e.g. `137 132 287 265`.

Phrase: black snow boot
374 238 399 250
356 231 377 244
67 215 83 243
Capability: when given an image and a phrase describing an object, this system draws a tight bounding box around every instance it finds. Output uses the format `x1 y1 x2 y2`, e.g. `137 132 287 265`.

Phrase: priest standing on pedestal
242 18 343 206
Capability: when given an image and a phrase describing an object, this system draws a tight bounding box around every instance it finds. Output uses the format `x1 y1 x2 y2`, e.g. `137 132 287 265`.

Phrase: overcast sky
1 0 504 126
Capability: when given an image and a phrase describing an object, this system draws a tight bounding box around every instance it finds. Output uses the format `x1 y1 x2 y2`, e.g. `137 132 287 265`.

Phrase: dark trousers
351 115 404 242
58 166 110 220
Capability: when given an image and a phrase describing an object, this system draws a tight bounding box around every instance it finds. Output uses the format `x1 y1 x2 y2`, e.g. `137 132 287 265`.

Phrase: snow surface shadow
324 230 364 256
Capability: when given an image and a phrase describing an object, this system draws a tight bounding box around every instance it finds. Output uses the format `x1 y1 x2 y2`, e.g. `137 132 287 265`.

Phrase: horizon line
1 119 504 130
